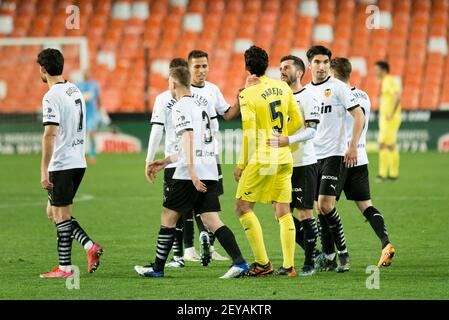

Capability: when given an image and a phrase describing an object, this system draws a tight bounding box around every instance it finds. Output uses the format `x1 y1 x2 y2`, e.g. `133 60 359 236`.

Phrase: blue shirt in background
77 80 100 130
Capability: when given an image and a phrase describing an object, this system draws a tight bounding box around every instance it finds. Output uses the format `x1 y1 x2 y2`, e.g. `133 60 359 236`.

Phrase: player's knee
356 200 372 213
318 202 334 215
298 209 313 221
46 206 54 222
235 200 249 217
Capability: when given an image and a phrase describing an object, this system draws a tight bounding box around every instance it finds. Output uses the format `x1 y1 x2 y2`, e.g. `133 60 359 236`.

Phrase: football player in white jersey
145 58 190 268
181 49 242 263
267 55 320 276
37 49 103 279
134 66 249 279
330 58 395 268
305 46 365 273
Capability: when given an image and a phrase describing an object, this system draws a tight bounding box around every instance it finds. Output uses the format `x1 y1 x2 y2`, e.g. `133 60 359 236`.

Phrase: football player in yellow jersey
375 61 401 181
234 46 303 276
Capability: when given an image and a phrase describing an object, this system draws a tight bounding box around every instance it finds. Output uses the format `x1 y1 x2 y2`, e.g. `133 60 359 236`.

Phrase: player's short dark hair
375 60 390 72
37 48 64 76
306 45 332 62
244 45 269 77
330 57 352 81
280 55 305 76
188 50 208 61
169 66 191 88
169 57 188 69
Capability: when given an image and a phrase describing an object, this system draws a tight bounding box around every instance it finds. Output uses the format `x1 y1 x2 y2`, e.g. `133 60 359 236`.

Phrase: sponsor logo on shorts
322 175 338 181
292 188 303 192
244 192 252 196
330 184 336 190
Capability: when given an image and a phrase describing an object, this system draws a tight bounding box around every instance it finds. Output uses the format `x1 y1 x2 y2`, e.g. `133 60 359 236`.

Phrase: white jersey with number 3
172 96 218 181
307 76 360 160
42 81 87 172
346 87 371 166
191 81 230 155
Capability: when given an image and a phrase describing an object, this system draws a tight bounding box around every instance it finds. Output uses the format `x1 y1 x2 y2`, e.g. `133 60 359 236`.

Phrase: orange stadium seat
1 0 448 113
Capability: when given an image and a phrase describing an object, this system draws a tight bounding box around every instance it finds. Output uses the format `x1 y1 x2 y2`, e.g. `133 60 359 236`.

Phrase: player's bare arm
345 107 365 168
147 155 178 183
41 124 57 190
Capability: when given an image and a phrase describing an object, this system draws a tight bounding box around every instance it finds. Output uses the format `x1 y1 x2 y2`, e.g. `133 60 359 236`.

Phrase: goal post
0 37 90 154
0 37 89 71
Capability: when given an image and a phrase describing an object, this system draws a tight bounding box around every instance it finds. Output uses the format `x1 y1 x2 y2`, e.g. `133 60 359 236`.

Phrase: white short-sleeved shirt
172 95 218 181
291 88 320 167
150 90 178 168
42 81 87 172
307 76 360 160
346 87 371 166
191 81 230 155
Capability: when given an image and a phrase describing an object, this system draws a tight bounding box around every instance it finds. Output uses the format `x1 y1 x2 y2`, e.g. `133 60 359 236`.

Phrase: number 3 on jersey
202 111 213 144
269 100 284 133
75 98 83 132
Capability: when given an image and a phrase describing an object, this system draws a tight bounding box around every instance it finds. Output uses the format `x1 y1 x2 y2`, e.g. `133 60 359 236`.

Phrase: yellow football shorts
378 118 401 146
236 163 293 204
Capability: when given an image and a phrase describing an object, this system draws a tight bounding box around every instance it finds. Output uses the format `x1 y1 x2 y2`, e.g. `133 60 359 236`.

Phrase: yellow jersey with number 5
238 76 303 168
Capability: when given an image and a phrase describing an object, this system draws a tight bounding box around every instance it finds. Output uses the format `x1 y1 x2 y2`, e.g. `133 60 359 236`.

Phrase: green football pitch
1 152 448 300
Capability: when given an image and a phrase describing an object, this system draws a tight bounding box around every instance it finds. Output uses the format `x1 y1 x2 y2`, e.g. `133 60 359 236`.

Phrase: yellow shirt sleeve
237 92 256 170
286 87 303 136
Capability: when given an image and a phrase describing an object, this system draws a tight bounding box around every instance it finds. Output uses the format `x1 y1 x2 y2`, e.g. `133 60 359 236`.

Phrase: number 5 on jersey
269 100 283 133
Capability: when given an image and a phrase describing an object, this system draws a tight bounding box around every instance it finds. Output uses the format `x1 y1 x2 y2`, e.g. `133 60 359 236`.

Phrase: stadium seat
1 0 448 113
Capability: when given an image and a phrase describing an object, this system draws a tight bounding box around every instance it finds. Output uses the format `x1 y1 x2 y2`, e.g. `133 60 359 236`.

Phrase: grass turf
0 152 448 300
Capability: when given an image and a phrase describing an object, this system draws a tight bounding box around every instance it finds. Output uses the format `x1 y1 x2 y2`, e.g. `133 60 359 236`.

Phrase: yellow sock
390 149 400 178
379 148 389 178
279 213 296 269
239 211 269 265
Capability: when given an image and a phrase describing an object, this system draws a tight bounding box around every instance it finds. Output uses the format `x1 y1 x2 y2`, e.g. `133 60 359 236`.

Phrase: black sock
302 218 318 266
183 211 194 248
214 226 245 265
318 214 335 255
56 220 73 266
154 226 175 271
71 217 92 247
363 206 390 248
172 218 184 257
292 216 305 251
324 208 347 254
195 213 206 232
208 231 215 246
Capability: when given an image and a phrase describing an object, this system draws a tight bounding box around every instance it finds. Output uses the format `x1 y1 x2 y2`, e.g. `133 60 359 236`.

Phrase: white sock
84 240 94 251
59 265 72 272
